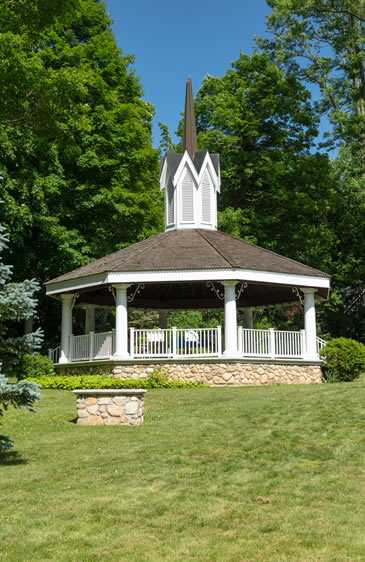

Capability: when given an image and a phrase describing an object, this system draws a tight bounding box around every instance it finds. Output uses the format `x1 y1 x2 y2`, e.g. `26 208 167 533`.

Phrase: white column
302 288 318 359
159 310 168 329
59 294 74 364
242 307 253 329
85 305 96 333
222 281 239 357
113 284 131 359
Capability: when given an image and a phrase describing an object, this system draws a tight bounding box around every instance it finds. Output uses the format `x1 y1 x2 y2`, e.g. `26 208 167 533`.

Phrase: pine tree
0 212 43 374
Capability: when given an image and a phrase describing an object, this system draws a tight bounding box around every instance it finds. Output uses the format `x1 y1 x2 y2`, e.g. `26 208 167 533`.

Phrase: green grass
1 381 365 561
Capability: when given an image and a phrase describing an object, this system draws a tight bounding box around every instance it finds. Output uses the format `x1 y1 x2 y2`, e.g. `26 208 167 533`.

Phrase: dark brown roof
46 229 330 285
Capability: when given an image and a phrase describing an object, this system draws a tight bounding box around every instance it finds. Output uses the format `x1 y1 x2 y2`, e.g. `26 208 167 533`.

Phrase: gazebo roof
46 228 330 286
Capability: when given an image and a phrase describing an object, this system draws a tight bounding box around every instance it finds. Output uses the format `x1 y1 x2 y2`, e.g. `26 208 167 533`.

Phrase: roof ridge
196 229 234 268
210 229 330 277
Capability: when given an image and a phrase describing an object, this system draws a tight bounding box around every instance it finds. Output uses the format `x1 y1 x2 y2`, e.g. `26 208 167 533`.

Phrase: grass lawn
1 381 365 561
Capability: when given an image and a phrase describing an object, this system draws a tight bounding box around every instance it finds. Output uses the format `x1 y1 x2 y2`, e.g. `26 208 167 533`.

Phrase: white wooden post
302 288 318 359
301 329 306 358
172 326 177 357
85 305 96 333
159 310 168 329
269 328 276 358
113 284 131 359
237 326 243 354
130 328 135 358
59 294 74 364
217 325 222 356
242 307 253 329
89 331 95 361
222 281 239 358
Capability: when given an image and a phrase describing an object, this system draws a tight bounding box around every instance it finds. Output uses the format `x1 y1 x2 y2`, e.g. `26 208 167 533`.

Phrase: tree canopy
195 52 333 269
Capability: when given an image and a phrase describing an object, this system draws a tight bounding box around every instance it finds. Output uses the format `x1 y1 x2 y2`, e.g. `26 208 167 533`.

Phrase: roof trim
45 267 331 296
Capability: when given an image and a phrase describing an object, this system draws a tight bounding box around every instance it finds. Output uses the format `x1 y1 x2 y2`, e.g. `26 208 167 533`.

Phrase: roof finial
182 77 198 158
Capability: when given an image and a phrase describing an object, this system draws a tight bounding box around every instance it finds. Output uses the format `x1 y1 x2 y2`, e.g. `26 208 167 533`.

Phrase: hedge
24 372 206 390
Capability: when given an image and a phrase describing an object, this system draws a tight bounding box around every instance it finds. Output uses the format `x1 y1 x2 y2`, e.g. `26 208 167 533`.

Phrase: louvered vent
202 171 211 223
167 175 175 225
181 168 194 222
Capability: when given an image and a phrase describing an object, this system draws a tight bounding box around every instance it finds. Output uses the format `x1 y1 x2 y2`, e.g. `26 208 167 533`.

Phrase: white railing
131 327 221 358
238 328 305 358
50 327 326 363
48 346 60 364
131 329 173 358
94 331 113 359
69 331 113 362
275 330 304 358
316 337 326 355
239 328 271 356
70 333 90 361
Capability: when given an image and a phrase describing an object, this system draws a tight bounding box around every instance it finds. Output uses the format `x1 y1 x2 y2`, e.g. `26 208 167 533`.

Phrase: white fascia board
173 151 199 186
107 269 331 289
45 268 330 297
159 158 168 190
45 272 108 296
197 153 220 192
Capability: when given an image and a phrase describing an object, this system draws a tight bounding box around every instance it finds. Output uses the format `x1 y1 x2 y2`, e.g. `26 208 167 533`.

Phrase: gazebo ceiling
72 280 328 310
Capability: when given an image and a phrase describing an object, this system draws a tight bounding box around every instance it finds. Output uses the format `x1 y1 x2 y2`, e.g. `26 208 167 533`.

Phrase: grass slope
1 382 365 561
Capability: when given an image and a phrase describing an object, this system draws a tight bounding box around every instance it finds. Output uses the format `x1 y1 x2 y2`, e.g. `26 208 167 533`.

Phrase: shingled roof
46 229 330 285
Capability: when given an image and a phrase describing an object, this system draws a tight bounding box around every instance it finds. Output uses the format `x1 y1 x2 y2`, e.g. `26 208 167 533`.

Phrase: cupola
159 78 221 231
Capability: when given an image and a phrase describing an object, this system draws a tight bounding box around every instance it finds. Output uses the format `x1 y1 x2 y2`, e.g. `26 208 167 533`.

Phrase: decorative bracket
292 287 304 306
127 283 145 303
108 285 116 302
71 293 79 309
235 282 248 301
206 281 224 300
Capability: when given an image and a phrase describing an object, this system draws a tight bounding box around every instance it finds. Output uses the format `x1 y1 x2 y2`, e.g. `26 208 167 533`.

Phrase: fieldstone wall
112 362 322 385
73 389 146 425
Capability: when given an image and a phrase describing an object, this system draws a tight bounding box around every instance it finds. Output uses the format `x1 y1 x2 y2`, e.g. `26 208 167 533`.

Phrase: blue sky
105 0 273 147
105 0 328 151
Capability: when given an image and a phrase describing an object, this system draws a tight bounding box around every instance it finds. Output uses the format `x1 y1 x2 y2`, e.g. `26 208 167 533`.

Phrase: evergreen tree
0 214 42 374
0 374 41 450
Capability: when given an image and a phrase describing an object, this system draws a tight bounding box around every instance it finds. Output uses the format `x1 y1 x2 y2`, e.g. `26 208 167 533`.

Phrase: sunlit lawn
1 381 365 561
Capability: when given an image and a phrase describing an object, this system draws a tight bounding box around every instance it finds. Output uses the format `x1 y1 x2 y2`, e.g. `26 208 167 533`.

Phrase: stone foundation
58 360 322 386
112 362 322 385
73 389 146 425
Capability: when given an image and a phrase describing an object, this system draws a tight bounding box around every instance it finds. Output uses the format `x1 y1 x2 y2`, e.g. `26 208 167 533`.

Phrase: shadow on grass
69 417 78 424
0 450 27 466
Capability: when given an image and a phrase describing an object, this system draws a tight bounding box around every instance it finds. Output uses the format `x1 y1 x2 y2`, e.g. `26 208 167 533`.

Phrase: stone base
73 389 146 425
57 359 322 386
111 361 322 386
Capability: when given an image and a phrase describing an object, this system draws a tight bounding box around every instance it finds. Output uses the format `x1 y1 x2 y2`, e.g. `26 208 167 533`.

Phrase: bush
320 338 365 382
24 371 206 390
17 353 55 380
0 374 41 449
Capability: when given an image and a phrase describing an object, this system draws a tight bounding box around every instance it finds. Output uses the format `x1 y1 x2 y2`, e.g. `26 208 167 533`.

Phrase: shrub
320 338 365 382
24 372 206 390
0 374 41 449
17 353 55 380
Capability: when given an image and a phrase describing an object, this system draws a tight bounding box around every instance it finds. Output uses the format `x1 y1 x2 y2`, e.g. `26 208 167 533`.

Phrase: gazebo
46 79 330 386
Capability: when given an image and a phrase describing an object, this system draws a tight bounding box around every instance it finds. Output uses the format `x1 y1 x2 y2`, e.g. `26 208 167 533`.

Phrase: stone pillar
85 305 96 333
159 310 168 329
113 284 131 359
59 294 74 364
302 288 318 359
242 307 253 329
222 281 239 357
